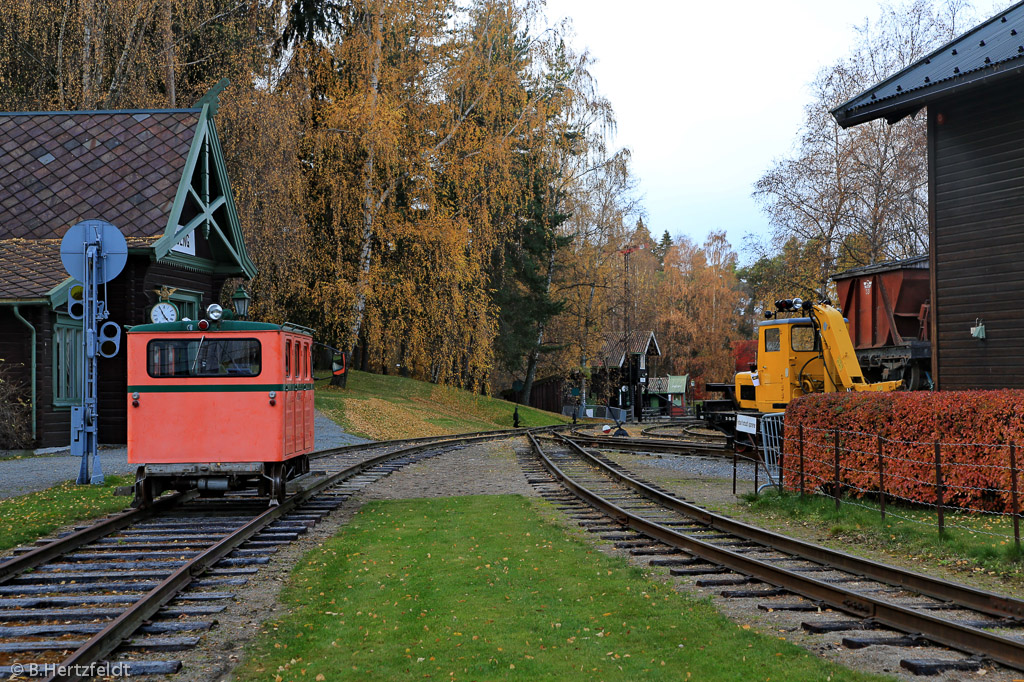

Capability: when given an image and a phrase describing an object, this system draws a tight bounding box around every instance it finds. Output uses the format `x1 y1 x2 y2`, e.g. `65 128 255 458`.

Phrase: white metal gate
760 412 786 488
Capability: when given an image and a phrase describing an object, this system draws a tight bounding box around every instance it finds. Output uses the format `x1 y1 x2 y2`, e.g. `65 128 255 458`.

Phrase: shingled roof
0 110 200 240
833 0 1024 127
0 84 256 303
595 331 661 368
0 236 156 301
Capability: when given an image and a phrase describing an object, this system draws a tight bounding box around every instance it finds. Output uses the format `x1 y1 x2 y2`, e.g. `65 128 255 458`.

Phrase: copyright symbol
10 663 23 677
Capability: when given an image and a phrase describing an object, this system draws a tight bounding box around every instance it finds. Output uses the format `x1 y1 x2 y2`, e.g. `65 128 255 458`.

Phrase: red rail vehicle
127 306 315 506
831 256 932 390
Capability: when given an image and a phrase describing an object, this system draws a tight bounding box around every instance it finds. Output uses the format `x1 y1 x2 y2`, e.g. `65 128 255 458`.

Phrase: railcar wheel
131 467 156 509
902 362 922 391
268 463 287 507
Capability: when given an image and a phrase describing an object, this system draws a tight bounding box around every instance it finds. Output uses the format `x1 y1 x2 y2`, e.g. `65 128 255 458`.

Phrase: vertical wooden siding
930 87 1024 389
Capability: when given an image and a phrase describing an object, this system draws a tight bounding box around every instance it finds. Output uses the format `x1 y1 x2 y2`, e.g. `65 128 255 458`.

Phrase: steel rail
529 433 1024 671
1 427 561 583
565 432 729 456
309 425 572 461
48 426 561 682
0 491 192 585
557 433 1024 621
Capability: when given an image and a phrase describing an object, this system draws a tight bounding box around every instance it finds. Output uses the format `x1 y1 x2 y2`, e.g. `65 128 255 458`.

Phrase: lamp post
619 244 644 422
232 286 251 319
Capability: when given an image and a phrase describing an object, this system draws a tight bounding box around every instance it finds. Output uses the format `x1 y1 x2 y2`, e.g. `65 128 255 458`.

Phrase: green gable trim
47 278 74 309
160 251 218 275
151 98 257 280
208 120 257 279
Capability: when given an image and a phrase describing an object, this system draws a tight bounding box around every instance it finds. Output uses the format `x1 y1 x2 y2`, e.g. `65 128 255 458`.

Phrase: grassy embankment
743 490 1024 579
315 369 568 440
234 495 891 682
0 475 133 552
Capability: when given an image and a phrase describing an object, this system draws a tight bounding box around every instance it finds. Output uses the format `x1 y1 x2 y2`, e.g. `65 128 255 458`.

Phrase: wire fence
742 422 1023 549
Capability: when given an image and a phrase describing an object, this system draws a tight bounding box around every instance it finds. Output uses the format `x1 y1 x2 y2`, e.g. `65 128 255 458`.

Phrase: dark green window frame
53 314 83 407
168 289 203 322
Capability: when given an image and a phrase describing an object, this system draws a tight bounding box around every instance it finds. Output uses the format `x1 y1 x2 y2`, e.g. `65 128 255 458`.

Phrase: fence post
935 442 944 536
778 427 785 493
754 444 760 495
877 434 886 521
799 425 805 498
834 428 841 512
1011 444 1021 551
732 451 737 495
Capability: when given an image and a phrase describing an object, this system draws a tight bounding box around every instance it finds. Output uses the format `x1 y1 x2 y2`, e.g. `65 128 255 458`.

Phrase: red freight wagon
127 313 314 505
831 256 932 390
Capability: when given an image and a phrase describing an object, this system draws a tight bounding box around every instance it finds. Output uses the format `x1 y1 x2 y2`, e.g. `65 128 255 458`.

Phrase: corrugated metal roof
830 255 929 281
0 110 200 240
832 0 1024 128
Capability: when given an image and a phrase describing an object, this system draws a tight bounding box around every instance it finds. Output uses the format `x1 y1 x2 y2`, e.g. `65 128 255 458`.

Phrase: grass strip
315 370 568 440
235 495 891 682
0 476 132 552
743 489 1023 578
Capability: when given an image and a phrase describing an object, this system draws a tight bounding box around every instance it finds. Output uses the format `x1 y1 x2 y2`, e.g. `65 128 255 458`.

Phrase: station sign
736 414 758 435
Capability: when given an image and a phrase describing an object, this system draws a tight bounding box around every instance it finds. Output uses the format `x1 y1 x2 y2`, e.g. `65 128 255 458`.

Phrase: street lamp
232 286 251 319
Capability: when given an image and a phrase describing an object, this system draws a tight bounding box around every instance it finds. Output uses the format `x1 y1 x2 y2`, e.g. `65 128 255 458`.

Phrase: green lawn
315 370 568 440
234 495 892 682
744 490 1023 579
0 476 133 551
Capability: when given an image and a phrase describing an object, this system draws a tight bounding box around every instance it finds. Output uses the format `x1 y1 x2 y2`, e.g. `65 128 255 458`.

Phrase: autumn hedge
781 391 1024 512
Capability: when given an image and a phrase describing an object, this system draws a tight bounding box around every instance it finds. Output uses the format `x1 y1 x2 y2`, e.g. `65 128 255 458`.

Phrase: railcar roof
129 320 286 333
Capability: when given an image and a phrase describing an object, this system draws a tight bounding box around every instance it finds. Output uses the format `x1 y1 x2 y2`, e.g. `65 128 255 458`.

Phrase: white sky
541 0 997 263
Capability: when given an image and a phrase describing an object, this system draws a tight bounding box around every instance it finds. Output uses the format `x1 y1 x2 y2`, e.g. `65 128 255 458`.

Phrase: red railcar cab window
294 343 300 382
285 340 291 377
147 339 261 378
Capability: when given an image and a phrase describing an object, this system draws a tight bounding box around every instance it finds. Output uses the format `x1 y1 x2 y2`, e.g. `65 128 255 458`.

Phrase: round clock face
151 301 178 323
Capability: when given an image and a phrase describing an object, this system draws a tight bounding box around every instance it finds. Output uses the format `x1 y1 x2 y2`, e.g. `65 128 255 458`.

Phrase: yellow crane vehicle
704 297 901 439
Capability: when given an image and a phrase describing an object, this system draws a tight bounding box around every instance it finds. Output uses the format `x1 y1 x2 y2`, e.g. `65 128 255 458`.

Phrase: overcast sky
541 0 1000 264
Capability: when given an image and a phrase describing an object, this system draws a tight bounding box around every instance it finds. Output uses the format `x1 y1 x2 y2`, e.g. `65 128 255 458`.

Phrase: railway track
639 419 728 444
566 429 731 457
0 427 559 682
523 432 1024 676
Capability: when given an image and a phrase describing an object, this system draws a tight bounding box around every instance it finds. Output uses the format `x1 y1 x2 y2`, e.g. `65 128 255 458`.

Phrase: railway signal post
59 220 127 485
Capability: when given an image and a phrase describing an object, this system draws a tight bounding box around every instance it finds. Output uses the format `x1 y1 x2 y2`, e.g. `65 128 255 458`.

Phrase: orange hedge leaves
782 391 1024 512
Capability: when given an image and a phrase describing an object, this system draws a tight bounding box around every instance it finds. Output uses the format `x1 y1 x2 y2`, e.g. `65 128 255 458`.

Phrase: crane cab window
764 328 781 352
147 339 261 378
791 326 818 352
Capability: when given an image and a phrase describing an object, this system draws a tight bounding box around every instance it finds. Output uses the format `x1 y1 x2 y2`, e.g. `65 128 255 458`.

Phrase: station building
0 83 256 448
833 2 1024 390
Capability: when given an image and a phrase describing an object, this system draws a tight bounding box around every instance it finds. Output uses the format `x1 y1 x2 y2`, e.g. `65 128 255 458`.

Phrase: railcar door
292 339 301 454
303 340 314 451
284 338 294 455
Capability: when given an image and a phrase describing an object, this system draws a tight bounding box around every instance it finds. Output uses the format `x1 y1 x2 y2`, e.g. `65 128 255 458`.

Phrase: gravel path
0 410 368 500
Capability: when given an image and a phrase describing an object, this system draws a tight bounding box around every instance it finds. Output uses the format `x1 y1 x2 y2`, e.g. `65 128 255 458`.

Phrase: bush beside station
782 391 1024 512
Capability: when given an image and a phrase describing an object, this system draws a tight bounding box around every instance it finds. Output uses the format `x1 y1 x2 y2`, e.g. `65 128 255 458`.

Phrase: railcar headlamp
206 304 224 321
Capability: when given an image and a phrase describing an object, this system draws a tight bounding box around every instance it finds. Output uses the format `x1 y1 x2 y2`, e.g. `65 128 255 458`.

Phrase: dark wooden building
833 1 1024 390
0 85 256 448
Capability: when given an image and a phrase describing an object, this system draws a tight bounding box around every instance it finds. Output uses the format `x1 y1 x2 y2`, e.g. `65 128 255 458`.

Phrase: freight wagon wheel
902 363 922 391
